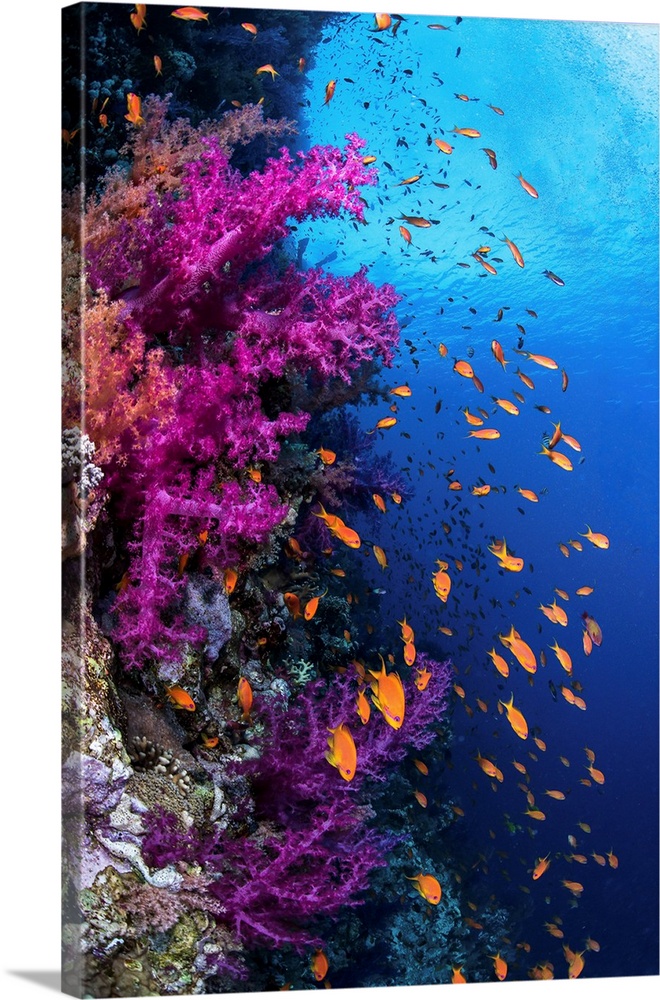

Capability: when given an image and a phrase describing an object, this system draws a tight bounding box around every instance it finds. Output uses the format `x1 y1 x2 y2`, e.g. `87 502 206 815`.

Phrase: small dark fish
456 47 461 57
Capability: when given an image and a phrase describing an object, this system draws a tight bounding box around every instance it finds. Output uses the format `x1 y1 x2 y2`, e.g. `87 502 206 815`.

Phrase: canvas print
61 3 659 996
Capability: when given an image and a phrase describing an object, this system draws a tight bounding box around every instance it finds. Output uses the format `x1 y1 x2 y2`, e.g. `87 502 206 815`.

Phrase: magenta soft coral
84 130 400 670
140 659 452 951
113 472 288 670
87 135 381 328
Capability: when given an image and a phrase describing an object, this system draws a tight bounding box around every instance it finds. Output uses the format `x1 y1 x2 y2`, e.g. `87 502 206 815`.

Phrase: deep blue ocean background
292 10 658 981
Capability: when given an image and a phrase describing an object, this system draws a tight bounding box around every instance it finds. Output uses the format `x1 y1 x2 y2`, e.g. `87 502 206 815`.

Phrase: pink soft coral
78 111 399 670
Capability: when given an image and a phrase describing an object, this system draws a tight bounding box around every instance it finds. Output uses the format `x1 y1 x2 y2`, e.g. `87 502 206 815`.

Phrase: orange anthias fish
326 723 357 781
499 625 537 673
490 953 507 981
403 641 416 667
376 416 397 430
224 567 238 594
324 79 336 104
492 396 520 416
432 560 452 602
165 685 196 711
434 138 454 154
539 599 568 626
451 966 466 984
369 654 405 729
390 385 412 397
284 592 303 619
532 854 551 880
473 252 497 275
453 359 474 379
62 127 80 146
468 428 501 440
171 7 209 21
314 504 361 549
256 64 279 79
491 340 508 369
304 589 327 621
489 538 524 572
241 21 258 35
124 92 145 126
502 234 524 267
356 688 371 725
549 639 572 673
499 693 529 739
516 367 536 390
373 493 387 513
579 525 610 549
414 665 432 691
581 612 602 646
373 12 392 30
561 685 576 705
399 225 412 245
463 408 484 426
517 487 539 502
522 351 559 369
586 763 605 784
398 615 415 643
540 445 573 471
487 648 509 677
563 945 586 979
311 949 329 981
154 55 163 76
452 126 481 137
130 13 145 34
516 171 539 198
405 872 442 904
317 446 336 465
237 677 253 721
474 750 503 782
331 521 360 548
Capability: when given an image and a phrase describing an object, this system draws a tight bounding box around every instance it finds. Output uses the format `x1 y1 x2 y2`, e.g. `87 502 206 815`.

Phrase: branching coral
139 657 452 954
71 110 400 671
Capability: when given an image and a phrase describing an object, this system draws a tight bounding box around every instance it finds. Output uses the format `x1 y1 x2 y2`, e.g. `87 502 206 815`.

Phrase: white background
0 1 656 998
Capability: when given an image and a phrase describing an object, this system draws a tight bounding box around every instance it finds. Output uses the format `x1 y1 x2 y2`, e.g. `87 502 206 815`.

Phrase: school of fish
108 8 620 986
274 11 616 984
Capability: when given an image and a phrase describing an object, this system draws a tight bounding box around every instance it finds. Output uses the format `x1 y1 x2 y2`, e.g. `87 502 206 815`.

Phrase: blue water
293 11 658 981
